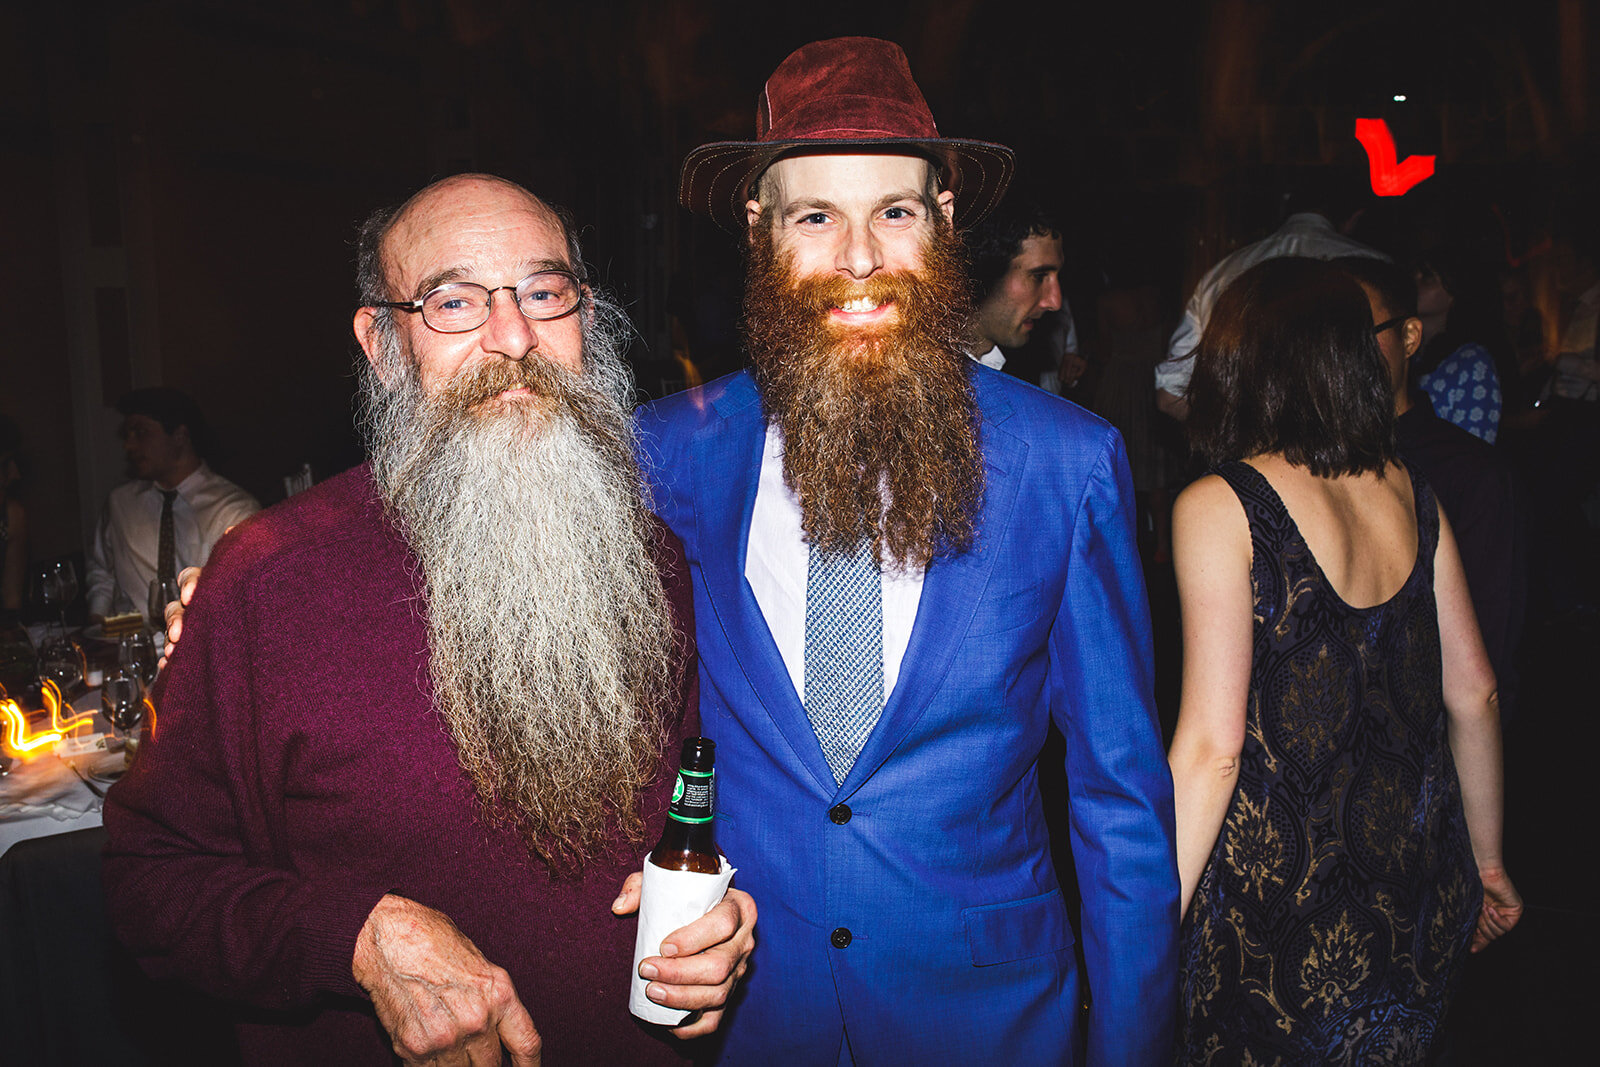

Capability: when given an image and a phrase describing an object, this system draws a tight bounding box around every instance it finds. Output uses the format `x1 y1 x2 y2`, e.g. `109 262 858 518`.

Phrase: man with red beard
103 175 753 1066
639 38 1178 1065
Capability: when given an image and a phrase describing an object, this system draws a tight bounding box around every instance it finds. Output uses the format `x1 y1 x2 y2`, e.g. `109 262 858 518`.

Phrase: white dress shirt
86 463 261 617
972 344 1007 372
744 424 923 706
1155 213 1387 396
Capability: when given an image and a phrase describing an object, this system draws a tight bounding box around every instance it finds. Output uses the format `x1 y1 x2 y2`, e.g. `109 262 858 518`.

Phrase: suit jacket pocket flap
962 888 1075 966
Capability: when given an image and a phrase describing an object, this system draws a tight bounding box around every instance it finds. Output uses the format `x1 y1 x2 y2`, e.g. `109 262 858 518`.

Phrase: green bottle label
667 767 715 824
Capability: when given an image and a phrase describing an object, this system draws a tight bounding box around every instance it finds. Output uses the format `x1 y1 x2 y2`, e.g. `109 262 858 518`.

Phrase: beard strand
361 320 679 874
742 216 985 569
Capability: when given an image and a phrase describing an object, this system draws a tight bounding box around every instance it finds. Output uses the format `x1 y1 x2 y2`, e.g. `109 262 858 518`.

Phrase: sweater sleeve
101 528 389 1008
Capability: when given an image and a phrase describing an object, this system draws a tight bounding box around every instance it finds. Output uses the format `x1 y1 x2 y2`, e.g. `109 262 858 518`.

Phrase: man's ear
354 307 398 387
1402 316 1423 360
935 189 955 226
745 199 764 234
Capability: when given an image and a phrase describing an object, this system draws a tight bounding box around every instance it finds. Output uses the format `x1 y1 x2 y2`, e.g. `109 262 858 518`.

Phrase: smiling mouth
829 297 896 323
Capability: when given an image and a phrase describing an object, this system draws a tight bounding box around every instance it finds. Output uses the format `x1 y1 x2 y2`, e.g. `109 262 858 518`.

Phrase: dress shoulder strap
1403 460 1439 578
1211 460 1292 542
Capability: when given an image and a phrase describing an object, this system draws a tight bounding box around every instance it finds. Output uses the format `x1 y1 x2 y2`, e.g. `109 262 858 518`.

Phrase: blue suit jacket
636 366 1178 1065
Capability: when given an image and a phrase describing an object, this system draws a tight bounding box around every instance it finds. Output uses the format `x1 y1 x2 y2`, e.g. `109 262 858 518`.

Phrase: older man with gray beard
103 174 754 1067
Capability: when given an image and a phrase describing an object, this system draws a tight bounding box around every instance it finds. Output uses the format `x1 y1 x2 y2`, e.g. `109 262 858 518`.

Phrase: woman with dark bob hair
1169 257 1521 1063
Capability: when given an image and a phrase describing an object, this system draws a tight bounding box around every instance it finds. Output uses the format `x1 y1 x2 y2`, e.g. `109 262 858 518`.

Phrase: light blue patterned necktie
803 541 884 785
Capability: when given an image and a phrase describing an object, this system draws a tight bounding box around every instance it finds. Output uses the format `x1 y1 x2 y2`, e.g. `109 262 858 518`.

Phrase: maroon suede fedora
679 37 1014 233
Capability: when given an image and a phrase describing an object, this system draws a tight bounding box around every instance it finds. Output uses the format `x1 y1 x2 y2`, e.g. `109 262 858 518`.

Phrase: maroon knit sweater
102 464 700 1065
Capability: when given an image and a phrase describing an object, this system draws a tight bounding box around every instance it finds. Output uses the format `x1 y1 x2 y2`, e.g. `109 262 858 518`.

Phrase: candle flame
1 680 95 759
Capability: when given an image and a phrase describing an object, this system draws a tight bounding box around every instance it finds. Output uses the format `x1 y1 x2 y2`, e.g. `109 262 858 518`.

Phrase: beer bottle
649 737 720 873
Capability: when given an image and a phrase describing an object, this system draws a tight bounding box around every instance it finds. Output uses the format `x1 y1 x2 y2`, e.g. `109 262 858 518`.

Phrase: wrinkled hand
1471 866 1524 952
353 894 541 1066
156 566 202 670
612 874 756 1038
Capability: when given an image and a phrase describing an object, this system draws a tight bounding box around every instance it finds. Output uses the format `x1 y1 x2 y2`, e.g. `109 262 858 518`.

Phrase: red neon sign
1355 118 1435 197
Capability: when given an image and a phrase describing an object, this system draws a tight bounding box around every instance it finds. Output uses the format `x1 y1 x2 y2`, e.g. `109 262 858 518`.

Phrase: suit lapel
691 383 839 791
838 380 1028 795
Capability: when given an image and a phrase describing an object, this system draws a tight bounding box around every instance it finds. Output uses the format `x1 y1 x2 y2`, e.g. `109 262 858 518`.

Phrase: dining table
0 679 127 856
0 628 233 1066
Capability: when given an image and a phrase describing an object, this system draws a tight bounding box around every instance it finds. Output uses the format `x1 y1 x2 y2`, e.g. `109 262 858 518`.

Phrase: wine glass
53 561 79 621
148 577 182 641
100 669 145 772
33 562 63 620
101 671 144 734
37 636 85 692
119 630 158 686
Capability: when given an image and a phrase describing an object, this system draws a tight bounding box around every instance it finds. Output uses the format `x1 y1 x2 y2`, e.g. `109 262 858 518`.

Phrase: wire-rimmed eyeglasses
368 270 583 334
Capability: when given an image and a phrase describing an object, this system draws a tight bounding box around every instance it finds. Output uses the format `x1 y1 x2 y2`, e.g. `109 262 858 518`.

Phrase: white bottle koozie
628 853 737 1024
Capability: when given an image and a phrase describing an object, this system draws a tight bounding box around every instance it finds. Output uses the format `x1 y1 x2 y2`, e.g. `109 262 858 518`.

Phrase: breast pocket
962 581 1048 639
962 887 1075 966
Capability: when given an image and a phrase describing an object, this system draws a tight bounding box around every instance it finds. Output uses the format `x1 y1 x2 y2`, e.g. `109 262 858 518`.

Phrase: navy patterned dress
1178 461 1481 1066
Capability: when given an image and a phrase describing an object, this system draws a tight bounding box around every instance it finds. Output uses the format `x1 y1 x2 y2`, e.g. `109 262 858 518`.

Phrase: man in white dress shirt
1155 208 1386 418
86 387 259 620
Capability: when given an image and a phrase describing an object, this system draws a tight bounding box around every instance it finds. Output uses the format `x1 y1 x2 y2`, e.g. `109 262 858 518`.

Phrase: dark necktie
157 489 178 587
803 542 884 784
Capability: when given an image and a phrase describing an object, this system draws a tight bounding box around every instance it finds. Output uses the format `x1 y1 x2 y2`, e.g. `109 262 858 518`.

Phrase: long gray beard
362 325 678 872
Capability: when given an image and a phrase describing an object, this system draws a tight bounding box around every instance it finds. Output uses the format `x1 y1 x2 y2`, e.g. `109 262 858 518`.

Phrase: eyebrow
410 257 573 299
782 198 840 220
781 189 928 221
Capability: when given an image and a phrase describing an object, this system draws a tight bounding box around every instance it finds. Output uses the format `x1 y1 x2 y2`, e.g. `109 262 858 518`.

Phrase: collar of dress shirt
969 344 1005 371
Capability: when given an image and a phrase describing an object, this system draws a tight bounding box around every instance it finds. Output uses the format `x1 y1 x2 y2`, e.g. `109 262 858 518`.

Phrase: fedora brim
679 136 1014 234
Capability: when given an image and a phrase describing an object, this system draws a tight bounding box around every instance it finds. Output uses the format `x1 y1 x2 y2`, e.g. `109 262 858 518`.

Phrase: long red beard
742 217 984 568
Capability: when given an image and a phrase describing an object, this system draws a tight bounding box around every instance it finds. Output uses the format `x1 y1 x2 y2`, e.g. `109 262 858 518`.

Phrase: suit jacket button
829 804 852 824
830 928 852 948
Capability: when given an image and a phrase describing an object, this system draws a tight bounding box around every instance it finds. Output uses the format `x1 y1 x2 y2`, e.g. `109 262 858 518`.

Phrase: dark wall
2 0 1590 567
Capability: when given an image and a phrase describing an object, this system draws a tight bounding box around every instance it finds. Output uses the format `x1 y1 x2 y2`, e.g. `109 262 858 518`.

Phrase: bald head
356 174 583 307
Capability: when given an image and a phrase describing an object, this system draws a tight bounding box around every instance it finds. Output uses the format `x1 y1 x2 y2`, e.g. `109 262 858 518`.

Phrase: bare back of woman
1243 452 1418 610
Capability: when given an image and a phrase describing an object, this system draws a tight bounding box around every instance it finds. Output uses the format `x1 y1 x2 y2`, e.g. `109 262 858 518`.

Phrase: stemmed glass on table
34 560 79 631
33 560 85 691
119 630 159 687
100 667 146 773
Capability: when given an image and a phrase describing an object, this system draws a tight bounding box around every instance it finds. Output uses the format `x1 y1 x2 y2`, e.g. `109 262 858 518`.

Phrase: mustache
785 270 925 317
436 356 577 410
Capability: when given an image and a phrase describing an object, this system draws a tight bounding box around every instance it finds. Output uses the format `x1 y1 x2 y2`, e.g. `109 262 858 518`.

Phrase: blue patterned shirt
1419 342 1501 443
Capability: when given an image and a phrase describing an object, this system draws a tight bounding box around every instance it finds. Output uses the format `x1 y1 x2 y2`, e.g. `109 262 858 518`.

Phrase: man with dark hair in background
86 386 259 620
963 198 1084 391
1336 254 1525 719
